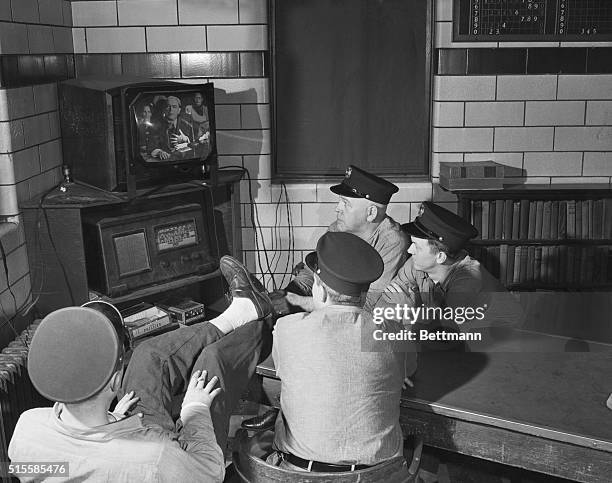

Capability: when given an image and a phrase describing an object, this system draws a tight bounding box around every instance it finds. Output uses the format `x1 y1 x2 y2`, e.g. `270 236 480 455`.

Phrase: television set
59 78 218 194
82 202 218 297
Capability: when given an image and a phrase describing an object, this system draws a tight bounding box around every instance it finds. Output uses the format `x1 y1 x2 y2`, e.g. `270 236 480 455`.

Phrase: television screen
128 85 215 166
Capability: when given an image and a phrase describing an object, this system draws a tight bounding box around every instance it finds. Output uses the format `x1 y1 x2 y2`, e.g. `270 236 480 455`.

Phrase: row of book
468 199 612 241
470 245 612 287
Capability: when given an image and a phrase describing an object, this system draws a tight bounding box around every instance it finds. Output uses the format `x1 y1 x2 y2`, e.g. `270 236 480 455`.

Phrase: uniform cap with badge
402 201 479 252
305 231 384 297
330 165 399 205
27 301 127 403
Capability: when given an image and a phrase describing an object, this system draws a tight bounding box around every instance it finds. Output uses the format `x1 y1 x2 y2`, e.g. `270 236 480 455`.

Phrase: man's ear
435 250 448 265
109 370 123 393
320 284 329 303
366 204 378 222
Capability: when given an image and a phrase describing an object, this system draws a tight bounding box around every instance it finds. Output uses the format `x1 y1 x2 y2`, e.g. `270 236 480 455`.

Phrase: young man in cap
237 164 409 429
9 278 271 481
375 201 522 347
264 232 410 477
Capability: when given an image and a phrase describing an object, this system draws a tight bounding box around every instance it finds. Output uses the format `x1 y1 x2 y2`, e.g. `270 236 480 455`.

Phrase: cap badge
345 166 352 178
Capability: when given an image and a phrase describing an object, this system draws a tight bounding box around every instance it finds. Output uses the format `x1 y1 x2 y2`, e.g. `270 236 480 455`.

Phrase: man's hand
285 293 314 312
182 370 221 408
113 390 140 419
151 148 170 160
170 129 190 146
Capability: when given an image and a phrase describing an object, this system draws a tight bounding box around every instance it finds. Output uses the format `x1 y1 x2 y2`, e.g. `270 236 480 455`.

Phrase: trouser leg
119 322 225 432
192 318 272 449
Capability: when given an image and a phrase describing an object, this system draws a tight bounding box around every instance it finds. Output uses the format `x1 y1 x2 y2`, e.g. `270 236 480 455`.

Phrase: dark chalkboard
454 0 612 42
271 0 431 178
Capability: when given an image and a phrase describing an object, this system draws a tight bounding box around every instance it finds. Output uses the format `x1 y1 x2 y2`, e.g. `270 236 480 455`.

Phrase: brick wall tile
53 26 75 53
0 217 25 253
0 1 10 21
495 127 554 151
23 114 51 148
586 101 612 125
207 25 267 51
0 185 19 215
217 155 242 169
33 84 58 114
39 0 64 25
558 75 612 100
316 183 337 202
243 153 271 179
28 25 55 55
465 102 524 126
386 202 412 223
118 0 178 26
39 139 62 172
523 152 583 176
433 102 464 127
72 28 87 54
243 202 301 226
72 1 117 27
270 183 317 203
86 27 146 53
178 0 238 25
147 26 206 52
0 87 35 121
62 2 73 27
434 76 496 101
497 75 557 100
6 245 29 284
433 127 494 152
215 105 241 129
555 127 612 151
0 120 24 152
0 22 29 55
301 203 336 227
394 182 433 202
239 0 267 23
217 129 270 155
212 78 269 103
525 101 585 126
291 226 326 250
240 178 271 203
10 0 39 23
12 146 39 182
583 152 612 176
241 104 269 129
48 111 60 139
0 154 15 184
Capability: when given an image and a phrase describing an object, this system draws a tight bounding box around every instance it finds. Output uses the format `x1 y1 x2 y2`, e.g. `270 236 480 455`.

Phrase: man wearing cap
283 165 408 309
8 279 272 481
375 201 522 347
263 232 410 476
238 165 409 430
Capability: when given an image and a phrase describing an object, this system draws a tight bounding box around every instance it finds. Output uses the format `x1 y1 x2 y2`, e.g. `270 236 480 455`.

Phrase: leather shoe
220 255 273 319
241 407 279 431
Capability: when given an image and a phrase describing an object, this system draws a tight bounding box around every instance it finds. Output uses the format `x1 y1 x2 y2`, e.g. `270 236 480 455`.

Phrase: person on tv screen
185 91 211 145
137 103 159 159
146 95 211 162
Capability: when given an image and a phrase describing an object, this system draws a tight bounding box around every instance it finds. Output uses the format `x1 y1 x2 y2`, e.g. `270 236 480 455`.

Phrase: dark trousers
120 319 272 450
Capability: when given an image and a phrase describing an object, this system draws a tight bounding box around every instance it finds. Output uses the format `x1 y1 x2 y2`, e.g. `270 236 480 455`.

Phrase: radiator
0 321 51 461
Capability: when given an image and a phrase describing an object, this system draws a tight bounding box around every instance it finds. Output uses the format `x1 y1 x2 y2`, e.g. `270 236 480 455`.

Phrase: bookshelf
455 184 612 291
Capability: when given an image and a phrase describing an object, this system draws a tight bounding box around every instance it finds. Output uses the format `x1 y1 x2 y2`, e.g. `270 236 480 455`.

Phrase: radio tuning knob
191 252 202 260
161 261 169 268
181 255 190 263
